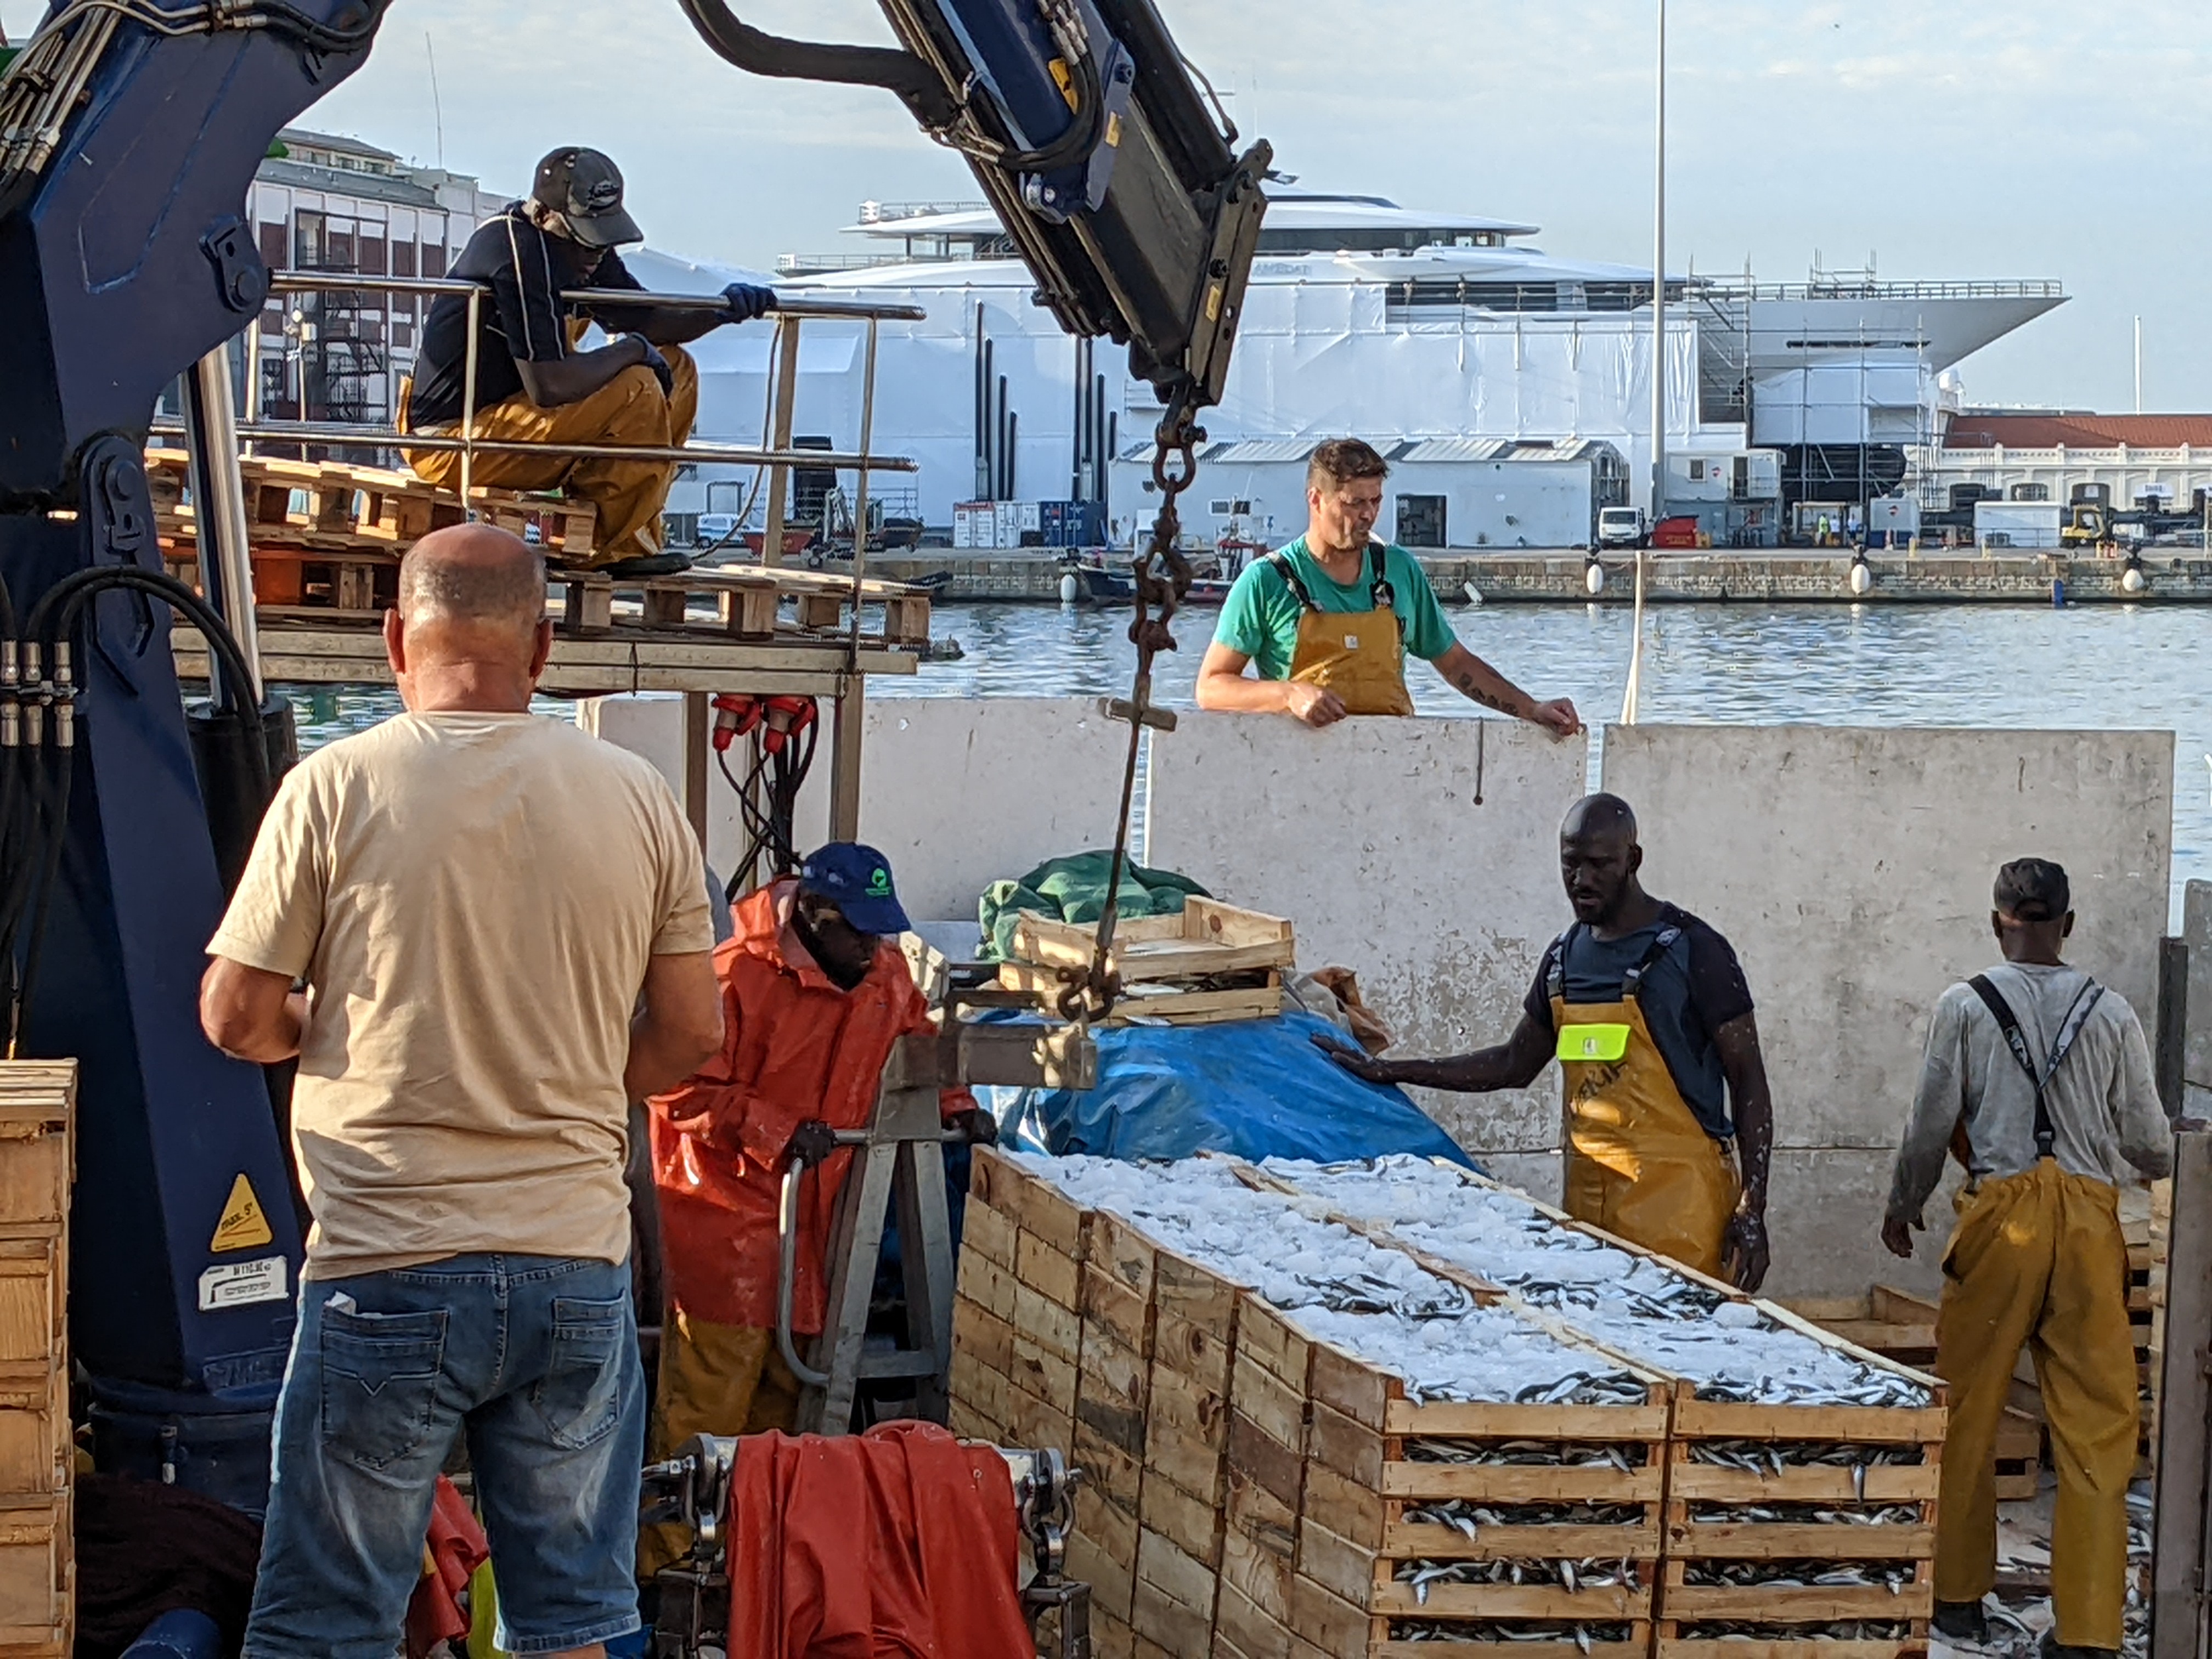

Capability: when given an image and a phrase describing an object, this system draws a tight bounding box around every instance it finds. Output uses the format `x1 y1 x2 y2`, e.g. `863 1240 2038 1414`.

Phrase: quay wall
865 549 2212 605
586 696 2176 1297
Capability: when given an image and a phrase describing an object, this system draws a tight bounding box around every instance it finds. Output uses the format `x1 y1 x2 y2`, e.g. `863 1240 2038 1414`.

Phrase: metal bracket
200 218 269 315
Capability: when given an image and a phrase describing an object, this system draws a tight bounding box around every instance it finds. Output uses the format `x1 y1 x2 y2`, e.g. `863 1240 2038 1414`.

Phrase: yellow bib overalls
1273 544 1416 716
1549 922 1740 1278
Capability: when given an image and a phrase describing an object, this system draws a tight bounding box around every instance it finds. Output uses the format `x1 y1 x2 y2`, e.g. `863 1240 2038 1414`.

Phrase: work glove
947 1107 999 1148
721 282 777 324
781 1119 839 1170
624 335 674 398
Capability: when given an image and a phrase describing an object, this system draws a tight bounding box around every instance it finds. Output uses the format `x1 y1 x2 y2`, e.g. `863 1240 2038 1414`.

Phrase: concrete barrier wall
1602 724 2174 1297
581 695 1130 936
1146 714 1590 1157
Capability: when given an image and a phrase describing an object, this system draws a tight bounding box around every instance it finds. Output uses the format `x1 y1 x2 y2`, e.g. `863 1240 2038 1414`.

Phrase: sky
9 0 2207 410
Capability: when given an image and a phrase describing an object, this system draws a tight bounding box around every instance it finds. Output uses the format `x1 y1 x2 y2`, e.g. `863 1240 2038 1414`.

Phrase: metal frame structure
172 278 926 842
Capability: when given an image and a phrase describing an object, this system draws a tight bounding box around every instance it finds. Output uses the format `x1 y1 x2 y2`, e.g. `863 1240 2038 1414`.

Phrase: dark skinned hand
1721 1208 1771 1293
1880 1216 1917 1260
947 1107 998 1148
1311 1030 1394 1085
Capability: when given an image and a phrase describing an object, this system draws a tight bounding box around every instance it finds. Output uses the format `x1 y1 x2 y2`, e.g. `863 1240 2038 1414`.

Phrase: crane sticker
211 1174 275 1253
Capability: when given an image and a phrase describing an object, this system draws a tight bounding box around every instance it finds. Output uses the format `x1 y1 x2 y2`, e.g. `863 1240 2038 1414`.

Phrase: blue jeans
243 1254 646 1658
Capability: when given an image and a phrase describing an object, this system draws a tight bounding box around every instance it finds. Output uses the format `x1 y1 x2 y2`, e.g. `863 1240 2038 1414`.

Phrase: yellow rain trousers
1553 989 1739 1277
399 337 700 567
1934 1160 2140 1650
636 1310 802 1578
1284 599 1415 715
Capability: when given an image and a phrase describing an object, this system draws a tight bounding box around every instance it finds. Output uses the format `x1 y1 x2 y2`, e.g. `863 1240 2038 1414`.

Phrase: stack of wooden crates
953 1149 1944 1659
0 1063 74 1658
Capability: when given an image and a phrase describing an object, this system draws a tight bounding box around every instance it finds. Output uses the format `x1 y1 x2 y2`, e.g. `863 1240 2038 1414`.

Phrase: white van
695 513 741 550
1596 506 1646 549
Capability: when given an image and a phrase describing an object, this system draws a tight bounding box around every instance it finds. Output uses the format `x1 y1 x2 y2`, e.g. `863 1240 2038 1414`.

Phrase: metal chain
1057 396 1202 1023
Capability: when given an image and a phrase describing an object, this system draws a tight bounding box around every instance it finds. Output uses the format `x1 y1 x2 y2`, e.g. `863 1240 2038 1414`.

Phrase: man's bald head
386 524 552 713
1561 793 1638 848
1559 793 1645 926
397 523 546 632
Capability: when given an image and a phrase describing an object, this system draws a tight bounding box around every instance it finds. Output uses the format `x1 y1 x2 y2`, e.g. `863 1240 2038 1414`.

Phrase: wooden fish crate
1275 1327 1667 1659
0 1065 76 1659
1657 1390 1945 1659
998 900 1294 1028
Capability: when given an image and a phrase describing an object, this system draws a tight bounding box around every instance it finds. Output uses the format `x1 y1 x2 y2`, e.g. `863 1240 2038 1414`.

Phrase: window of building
1396 494 1448 548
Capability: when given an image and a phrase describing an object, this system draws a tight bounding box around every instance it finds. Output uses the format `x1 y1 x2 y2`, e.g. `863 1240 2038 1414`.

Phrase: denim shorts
242 1254 646 1658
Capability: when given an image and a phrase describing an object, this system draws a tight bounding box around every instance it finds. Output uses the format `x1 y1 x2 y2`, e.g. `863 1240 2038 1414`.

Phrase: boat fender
1059 572 1080 604
1583 558 1606 597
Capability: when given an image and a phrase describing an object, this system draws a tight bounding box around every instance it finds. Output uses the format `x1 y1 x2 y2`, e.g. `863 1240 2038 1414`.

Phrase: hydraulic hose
4 565 272 1051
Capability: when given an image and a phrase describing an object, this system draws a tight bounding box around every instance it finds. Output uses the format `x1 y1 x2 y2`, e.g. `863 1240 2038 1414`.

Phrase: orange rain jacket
649 879 974 1334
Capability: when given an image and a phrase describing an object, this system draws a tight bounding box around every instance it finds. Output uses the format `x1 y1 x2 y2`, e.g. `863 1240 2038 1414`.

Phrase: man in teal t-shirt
1197 438 1582 731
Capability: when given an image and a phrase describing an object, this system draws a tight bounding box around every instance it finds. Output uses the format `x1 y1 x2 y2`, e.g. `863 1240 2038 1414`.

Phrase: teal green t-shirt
1212 538 1457 680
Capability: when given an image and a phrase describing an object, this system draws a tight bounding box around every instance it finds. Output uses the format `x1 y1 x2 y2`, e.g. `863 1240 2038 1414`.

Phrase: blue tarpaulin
983 1009 1477 1169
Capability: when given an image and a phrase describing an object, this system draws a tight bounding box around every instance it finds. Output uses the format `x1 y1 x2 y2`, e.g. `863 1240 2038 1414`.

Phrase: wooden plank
989 1161 1088 1258
1143 1467 1227 1567
1657 1583 1934 1622
1226 1412 1306 1516
951 1296 1014 1379
1154 1311 1234 1394
1307 1342 1393 1433
1666 1463 1940 1504
1230 1351 1307 1458
2153 1130 2212 1659
1385 1400 1671 1440
1655 1643 1920 1659
956 1250 1018 1323
1288 1573 1371 1657
1235 1297 1314 1391
1011 899 1295 980
1070 1491 1141 1622
1012 1283 1082 1367
1215 1579 1301 1659
1384 1463 1665 1504
1075 1415 1147 1508
1305 1401 1385 1487
1369 1582 1648 1621
1299 1460 1386 1553
1015 1231 1082 1311
1384 1520 1663 1562
1221 1468 1299 1623
1080 1326 1154 1420
1294 1518 1377 1610
1137 1527 1220 1618
960 1200 1018 1272
1009 1334 1077 1418
1084 1266 1155 1354
1088 1211 1159 1301
1668 1401 1948 1443
1665 1522 1936 1561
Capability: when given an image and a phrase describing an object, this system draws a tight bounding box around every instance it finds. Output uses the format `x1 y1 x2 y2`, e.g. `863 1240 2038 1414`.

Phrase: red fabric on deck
729 1422 1034 1658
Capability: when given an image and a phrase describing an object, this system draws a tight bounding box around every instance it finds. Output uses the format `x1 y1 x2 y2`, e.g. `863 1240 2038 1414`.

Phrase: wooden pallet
999 900 1295 1028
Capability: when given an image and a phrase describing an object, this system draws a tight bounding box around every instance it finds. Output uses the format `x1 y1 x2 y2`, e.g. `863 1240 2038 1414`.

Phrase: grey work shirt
1886 961 2174 1226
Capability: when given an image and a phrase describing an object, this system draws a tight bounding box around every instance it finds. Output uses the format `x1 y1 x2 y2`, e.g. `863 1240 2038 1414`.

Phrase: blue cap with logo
797 843 911 936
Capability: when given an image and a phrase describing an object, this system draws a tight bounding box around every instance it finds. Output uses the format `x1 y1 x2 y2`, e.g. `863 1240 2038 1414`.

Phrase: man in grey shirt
1883 858 2171 1659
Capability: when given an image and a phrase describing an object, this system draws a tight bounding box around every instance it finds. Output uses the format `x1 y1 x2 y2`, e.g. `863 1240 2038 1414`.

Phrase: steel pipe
179 346 263 704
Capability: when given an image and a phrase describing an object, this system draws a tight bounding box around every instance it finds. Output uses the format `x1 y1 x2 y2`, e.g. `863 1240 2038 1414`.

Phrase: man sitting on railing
398 146 775 578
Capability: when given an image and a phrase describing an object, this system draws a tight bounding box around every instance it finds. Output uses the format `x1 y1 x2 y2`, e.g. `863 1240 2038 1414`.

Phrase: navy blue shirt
409 204 646 428
1523 905 1755 1140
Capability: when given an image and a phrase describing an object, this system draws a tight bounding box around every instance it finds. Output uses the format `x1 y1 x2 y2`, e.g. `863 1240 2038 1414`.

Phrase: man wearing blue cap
640 845 990 1570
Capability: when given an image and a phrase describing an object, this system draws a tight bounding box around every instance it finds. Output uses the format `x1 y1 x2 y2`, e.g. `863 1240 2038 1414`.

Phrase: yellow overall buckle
1558 1024 1631 1064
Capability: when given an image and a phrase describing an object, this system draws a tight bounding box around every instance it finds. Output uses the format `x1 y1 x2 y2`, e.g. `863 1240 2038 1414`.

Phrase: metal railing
160 273 928 753
1702 278 2067 303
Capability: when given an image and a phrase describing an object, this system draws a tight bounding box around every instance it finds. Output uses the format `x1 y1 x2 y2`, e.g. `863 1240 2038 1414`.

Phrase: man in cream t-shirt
200 524 721 1659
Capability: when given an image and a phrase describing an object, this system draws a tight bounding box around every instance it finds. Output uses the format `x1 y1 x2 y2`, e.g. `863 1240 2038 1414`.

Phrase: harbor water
284 599 2212 916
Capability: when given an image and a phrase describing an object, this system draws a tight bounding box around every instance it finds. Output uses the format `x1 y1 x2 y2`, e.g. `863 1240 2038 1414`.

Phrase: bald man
1322 794 1776 1288
201 525 723 1659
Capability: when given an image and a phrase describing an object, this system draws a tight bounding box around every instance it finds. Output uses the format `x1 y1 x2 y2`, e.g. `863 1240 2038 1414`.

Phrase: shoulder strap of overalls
1368 542 1396 610
1966 972 2104 1159
1620 920 1684 998
1544 925 1581 1001
1268 550 1320 612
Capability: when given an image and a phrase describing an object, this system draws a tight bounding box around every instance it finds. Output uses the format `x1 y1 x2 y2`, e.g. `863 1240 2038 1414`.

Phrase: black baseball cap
529 147 642 248
1995 857 2070 922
